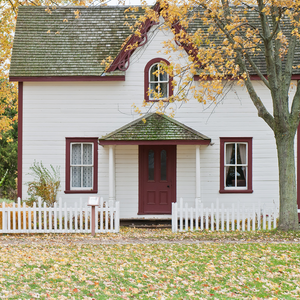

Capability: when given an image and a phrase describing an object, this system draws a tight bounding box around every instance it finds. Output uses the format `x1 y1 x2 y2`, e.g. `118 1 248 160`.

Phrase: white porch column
196 145 201 201
108 145 116 201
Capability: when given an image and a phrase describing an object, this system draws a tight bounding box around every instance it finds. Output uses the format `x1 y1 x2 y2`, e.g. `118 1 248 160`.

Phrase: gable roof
10 6 144 79
10 5 300 80
99 113 211 145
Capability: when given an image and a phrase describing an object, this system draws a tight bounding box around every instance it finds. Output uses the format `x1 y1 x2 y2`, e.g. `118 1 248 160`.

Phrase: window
144 58 173 101
65 138 98 193
220 137 253 193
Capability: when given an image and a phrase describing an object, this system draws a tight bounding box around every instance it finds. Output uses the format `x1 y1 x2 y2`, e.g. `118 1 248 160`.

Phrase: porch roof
98 113 211 145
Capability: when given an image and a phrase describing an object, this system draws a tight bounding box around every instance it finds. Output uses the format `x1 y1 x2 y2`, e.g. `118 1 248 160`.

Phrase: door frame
138 145 176 215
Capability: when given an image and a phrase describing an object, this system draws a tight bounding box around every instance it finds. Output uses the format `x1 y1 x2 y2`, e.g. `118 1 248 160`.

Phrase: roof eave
98 139 211 145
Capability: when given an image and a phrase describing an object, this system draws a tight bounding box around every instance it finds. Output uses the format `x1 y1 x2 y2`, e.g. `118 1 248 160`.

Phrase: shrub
0 170 8 188
0 124 18 200
0 197 14 204
27 161 60 207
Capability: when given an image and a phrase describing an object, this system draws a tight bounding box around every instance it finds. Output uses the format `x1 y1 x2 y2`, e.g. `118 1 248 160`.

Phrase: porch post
196 145 201 201
108 145 116 201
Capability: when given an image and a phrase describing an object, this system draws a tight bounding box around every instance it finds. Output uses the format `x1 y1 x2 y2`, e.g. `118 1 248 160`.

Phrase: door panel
139 145 176 214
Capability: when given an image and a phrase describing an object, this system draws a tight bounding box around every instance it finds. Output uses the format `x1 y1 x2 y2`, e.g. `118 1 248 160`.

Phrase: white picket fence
172 198 278 232
0 197 120 233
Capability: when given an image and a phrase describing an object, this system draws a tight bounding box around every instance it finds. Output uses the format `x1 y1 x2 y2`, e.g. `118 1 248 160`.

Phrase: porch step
120 219 171 229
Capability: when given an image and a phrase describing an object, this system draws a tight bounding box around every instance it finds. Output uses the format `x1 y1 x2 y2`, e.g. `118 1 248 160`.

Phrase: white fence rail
0 197 120 233
172 198 278 233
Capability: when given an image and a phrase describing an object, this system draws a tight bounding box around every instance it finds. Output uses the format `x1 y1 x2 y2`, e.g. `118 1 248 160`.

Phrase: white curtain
225 144 233 186
71 143 93 188
71 144 81 187
239 143 247 179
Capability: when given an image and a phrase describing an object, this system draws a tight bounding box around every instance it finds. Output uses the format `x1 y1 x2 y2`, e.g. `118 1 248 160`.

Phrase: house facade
9 5 298 219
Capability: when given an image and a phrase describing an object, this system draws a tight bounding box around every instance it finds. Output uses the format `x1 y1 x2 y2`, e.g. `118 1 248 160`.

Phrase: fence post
195 199 199 231
216 199 219 231
2 202 7 232
17 198 21 231
171 202 176 233
211 202 214 231
115 201 120 233
109 200 114 232
179 198 183 232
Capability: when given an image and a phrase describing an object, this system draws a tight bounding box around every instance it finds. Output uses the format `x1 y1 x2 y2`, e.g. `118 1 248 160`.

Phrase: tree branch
283 13 299 97
290 80 300 129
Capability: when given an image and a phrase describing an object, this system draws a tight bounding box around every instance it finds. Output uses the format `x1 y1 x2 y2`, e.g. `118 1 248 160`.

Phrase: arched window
144 58 173 101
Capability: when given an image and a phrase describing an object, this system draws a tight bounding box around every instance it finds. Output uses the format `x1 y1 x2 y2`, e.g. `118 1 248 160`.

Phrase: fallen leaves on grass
0 242 300 299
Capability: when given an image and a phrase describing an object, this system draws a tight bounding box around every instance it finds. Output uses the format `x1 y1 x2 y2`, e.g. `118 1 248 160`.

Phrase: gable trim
107 3 199 73
9 76 125 82
107 3 160 73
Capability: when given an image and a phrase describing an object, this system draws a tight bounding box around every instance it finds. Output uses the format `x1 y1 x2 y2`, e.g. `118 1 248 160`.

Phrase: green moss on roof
10 6 144 77
99 113 211 141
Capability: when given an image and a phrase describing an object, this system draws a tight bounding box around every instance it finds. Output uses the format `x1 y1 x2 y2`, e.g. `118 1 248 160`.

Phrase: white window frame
149 63 169 100
224 142 248 190
70 142 94 190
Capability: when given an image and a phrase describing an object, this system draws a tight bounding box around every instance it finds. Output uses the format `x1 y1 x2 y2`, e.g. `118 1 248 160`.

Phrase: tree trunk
275 131 299 230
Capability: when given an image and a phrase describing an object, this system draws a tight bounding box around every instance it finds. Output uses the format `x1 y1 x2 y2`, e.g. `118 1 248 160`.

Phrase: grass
0 229 300 299
0 242 300 299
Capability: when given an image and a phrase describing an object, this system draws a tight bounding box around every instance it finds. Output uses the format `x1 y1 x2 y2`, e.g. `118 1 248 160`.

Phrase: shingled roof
99 113 211 145
10 5 300 78
10 6 143 78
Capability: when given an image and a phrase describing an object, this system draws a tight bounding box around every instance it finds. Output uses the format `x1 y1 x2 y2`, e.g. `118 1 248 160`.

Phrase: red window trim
220 137 253 194
65 137 98 194
144 58 173 102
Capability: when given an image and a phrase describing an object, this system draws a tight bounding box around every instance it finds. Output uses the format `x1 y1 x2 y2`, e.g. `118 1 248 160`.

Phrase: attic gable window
65 138 98 194
144 58 173 101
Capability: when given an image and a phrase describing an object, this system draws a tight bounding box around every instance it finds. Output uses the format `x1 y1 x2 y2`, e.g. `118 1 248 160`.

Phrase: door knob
167 185 170 188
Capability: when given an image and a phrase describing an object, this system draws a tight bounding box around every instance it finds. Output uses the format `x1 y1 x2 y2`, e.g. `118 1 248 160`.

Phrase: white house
9 5 299 219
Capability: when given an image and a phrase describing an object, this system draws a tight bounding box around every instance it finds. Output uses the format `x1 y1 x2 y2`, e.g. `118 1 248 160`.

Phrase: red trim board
17 82 23 199
9 76 125 82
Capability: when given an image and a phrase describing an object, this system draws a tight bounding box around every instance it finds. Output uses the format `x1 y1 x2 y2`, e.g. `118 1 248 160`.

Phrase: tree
129 0 300 230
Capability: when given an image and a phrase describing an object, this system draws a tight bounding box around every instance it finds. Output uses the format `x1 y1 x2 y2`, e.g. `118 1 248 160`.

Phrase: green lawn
0 229 300 299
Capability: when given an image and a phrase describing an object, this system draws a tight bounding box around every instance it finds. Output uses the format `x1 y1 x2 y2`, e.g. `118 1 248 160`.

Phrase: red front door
139 145 176 214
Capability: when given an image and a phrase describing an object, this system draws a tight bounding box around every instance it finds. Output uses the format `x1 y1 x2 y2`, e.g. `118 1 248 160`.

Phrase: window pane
72 144 81 165
238 143 247 165
83 166 93 187
150 83 158 99
160 69 168 81
148 150 154 181
225 166 235 187
71 166 81 187
226 143 235 164
161 150 167 181
150 64 159 82
83 144 93 165
160 82 168 98
237 166 247 186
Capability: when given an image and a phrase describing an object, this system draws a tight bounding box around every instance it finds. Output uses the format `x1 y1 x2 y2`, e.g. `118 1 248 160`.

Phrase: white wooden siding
21 24 283 218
